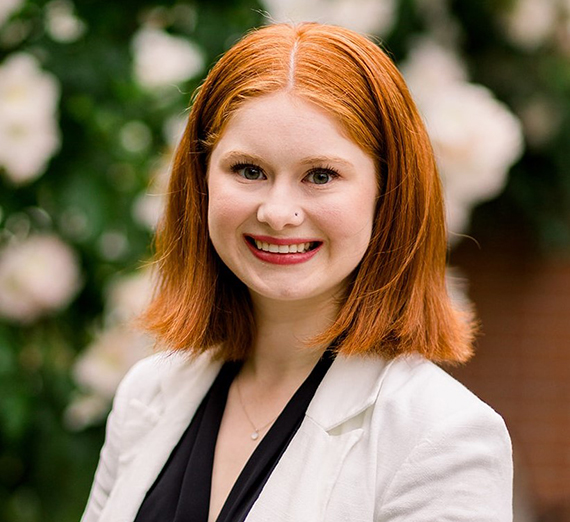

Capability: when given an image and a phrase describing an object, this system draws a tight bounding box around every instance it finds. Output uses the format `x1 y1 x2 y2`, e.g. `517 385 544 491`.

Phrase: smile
253 240 315 254
244 235 322 265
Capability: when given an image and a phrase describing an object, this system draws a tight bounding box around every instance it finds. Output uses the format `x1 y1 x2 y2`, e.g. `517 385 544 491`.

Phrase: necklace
235 377 279 441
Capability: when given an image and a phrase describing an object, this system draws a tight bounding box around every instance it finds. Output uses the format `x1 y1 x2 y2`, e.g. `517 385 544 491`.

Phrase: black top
134 349 335 522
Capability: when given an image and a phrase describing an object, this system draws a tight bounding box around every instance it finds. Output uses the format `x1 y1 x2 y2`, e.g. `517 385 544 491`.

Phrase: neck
242 290 342 385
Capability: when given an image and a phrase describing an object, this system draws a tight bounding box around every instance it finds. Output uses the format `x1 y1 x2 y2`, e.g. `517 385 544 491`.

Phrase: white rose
0 0 24 27
423 83 523 208
0 115 61 184
402 40 524 238
0 53 59 122
260 0 396 36
503 0 558 50
0 235 82 323
44 0 87 43
400 38 468 103
72 328 153 400
105 269 154 325
0 53 61 184
133 153 171 231
133 191 165 231
132 27 204 90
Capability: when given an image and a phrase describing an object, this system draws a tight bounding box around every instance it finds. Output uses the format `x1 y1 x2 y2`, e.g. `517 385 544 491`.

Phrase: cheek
207 179 235 239
208 196 236 224
208 199 239 250
318 191 376 245
207 178 256 243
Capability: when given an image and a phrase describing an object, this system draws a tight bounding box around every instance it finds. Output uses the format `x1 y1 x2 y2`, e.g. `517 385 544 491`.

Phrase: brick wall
450 239 570 520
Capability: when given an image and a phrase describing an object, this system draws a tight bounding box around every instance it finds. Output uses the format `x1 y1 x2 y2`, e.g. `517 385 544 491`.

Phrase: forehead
210 92 372 166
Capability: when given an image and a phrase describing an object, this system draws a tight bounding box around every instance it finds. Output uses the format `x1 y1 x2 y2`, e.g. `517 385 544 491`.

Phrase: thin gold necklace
235 377 279 441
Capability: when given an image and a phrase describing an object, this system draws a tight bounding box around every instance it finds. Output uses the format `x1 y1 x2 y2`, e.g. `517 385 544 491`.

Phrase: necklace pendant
251 431 259 441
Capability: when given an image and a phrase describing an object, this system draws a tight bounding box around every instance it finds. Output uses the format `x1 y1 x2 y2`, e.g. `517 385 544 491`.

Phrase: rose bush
1 1 568 521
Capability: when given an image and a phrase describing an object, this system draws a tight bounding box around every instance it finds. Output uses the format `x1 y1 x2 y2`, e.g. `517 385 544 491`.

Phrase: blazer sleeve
80 365 137 522
377 407 513 522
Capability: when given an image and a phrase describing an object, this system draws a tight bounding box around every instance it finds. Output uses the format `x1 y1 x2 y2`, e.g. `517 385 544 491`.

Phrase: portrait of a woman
81 22 512 522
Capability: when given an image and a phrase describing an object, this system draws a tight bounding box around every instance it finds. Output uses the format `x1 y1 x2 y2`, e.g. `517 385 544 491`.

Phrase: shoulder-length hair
142 22 475 363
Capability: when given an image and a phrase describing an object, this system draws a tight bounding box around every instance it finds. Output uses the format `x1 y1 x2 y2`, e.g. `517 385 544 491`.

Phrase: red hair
142 23 475 363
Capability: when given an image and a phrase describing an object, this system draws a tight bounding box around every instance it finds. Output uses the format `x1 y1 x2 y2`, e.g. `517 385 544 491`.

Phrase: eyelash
229 162 341 185
306 165 341 184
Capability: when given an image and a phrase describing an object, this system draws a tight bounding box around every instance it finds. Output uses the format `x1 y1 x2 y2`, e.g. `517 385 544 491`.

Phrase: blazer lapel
99 352 222 522
97 352 394 522
246 355 393 521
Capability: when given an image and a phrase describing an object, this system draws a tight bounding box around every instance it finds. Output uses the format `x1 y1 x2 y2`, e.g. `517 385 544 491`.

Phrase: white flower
260 0 396 36
163 113 187 148
0 235 82 323
0 53 59 128
0 53 61 184
502 0 558 50
72 327 153 400
402 40 524 238
45 0 87 43
422 84 523 207
132 27 204 90
133 191 166 231
400 38 468 103
0 116 61 184
425 84 523 236
0 0 24 28
133 153 172 231
105 269 154 325
70 268 155 415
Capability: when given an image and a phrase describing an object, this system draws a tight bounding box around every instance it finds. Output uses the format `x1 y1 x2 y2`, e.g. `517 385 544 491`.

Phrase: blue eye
232 163 265 180
306 169 338 185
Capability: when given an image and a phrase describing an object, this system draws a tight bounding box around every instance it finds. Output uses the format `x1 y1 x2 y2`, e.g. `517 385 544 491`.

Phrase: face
207 92 378 305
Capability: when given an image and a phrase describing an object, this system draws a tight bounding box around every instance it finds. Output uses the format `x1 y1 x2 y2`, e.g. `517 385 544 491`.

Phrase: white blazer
81 352 513 522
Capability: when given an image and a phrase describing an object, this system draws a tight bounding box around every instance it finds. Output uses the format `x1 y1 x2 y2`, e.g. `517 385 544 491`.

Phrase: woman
82 23 512 522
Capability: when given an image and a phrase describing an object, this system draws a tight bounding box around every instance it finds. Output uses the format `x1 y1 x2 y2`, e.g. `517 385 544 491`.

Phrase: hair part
141 22 476 364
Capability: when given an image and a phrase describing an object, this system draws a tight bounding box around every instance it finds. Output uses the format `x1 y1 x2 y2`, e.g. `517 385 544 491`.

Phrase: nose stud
294 212 298 217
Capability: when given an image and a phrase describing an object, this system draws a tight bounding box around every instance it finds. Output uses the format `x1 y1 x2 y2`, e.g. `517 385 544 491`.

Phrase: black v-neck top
134 349 334 522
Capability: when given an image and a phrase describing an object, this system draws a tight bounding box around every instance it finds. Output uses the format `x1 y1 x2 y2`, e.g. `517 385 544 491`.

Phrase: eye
305 168 339 185
231 163 266 180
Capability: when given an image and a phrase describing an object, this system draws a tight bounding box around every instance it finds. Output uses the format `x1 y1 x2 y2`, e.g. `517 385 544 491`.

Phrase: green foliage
0 1 263 520
449 0 570 251
1 0 569 520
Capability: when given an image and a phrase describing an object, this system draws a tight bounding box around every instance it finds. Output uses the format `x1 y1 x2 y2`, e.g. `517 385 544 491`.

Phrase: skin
206 91 378 521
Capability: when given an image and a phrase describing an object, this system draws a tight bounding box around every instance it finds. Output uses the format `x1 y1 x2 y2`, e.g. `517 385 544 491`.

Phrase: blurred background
0 0 569 520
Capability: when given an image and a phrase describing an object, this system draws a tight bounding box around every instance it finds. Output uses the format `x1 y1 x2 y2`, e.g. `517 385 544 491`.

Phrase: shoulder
114 350 218 410
380 354 503 422
370 354 510 450
370 356 513 517
308 355 512 518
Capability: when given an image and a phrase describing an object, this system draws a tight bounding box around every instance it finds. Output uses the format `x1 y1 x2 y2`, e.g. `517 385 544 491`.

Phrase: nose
256 184 303 231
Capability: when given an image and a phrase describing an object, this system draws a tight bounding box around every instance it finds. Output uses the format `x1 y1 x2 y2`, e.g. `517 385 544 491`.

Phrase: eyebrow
220 150 355 168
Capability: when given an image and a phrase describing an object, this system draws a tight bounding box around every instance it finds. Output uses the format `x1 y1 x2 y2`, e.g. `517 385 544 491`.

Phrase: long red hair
142 23 475 363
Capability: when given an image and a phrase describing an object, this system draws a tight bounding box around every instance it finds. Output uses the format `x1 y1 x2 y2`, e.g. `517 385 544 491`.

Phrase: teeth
254 240 314 254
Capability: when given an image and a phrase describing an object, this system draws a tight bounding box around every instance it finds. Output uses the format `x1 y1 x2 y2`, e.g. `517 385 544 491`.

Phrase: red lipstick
244 235 322 265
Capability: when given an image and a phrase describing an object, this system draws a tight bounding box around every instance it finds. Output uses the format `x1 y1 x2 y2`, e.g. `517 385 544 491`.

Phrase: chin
252 287 313 302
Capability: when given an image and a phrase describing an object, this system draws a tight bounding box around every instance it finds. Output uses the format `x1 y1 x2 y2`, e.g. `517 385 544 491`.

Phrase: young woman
82 22 512 522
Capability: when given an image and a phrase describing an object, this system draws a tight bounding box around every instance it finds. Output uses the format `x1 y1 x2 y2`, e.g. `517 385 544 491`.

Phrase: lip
248 234 321 246
244 235 322 265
